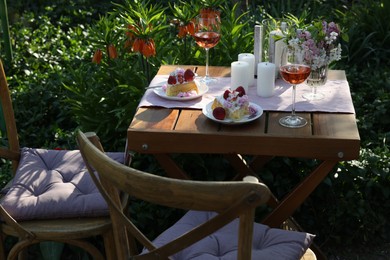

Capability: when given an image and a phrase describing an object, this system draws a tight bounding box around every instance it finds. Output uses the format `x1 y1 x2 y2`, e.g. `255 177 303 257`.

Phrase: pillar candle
254 25 263 77
231 61 249 92
257 62 275 97
274 39 286 78
268 26 286 78
238 53 255 87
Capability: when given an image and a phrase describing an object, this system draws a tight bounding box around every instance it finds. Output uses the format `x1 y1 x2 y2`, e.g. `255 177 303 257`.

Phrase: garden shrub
1 0 390 258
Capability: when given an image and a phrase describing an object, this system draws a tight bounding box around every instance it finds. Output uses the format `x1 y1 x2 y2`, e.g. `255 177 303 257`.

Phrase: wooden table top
128 65 360 161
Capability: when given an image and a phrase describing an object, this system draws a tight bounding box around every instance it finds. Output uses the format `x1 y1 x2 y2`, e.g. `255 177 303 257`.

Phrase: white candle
268 30 277 62
268 29 286 78
254 25 263 77
257 62 275 97
274 39 286 78
231 61 249 92
238 53 255 87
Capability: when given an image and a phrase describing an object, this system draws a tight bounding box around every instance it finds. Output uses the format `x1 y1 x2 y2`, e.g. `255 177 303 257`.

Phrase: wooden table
127 64 360 242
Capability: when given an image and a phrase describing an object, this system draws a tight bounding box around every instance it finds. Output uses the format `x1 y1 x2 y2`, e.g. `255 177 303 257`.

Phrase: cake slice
165 68 198 97
211 86 251 120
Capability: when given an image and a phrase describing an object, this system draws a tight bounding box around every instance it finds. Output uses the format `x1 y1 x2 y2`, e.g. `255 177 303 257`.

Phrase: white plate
153 81 208 101
202 102 263 125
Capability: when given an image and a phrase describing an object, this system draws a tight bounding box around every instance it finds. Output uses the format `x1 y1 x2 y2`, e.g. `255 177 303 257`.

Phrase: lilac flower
289 20 342 69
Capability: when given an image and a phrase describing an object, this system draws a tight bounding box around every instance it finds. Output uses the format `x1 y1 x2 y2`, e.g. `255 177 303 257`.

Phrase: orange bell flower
132 38 144 53
178 21 195 38
126 24 139 40
186 21 195 36
108 44 118 59
178 25 188 38
124 39 133 52
200 8 221 19
92 49 102 64
142 39 156 58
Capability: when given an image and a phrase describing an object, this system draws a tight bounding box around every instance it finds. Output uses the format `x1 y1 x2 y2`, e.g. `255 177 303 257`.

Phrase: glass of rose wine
279 46 312 128
193 14 221 84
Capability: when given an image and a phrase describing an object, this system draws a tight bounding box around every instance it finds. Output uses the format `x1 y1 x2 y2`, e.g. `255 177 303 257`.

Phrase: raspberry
212 107 226 120
184 69 195 82
236 86 246 97
223 90 230 100
167 75 177 85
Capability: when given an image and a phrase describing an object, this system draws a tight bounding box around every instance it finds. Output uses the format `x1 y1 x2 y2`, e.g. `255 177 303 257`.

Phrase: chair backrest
0 60 20 174
77 130 271 260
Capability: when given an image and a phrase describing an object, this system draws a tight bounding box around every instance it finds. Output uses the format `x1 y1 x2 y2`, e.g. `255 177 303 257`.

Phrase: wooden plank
313 113 360 139
126 129 358 160
175 109 218 132
219 113 266 135
267 112 312 136
129 107 179 130
158 65 231 78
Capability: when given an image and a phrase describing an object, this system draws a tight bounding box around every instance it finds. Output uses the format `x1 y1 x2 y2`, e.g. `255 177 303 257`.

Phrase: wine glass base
279 115 307 128
302 92 324 101
199 76 218 85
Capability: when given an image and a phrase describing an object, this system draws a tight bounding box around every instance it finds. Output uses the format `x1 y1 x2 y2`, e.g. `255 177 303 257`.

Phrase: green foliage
169 0 198 23
6 11 91 148
115 0 168 40
0 0 13 62
2 0 390 258
63 59 145 151
213 3 254 65
337 0 390 68
251 0 343 21
298 146 390 247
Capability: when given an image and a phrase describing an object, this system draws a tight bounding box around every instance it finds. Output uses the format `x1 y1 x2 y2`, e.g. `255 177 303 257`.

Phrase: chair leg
0 238 5 260
0 235 6 260
8 239 105 260
7 239 39 260
103 229 118 260
64 240 105 260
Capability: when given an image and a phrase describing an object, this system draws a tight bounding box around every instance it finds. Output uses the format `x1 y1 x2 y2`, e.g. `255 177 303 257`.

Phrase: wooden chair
77 130 316 260
0 60 118 259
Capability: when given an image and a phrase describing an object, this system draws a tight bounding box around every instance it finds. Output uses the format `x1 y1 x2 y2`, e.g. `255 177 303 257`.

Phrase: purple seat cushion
0 148 124 220
146 211 315 260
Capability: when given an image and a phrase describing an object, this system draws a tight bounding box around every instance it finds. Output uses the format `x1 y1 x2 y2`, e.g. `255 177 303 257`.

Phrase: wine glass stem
291 84 296 116
205 48 210 80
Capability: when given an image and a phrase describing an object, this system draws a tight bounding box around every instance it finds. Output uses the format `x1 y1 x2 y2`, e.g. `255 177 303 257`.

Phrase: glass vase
303 64 328 100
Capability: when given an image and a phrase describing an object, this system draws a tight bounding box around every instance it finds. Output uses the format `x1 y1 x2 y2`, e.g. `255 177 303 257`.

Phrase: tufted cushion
0 147 124 221
146 211 315 260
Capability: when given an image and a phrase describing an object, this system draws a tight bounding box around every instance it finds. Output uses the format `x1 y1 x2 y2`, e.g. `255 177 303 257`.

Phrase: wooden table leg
154 154 190 180
262 160 338 228
224 154 257 181
224 154 278 208
249 155 274 171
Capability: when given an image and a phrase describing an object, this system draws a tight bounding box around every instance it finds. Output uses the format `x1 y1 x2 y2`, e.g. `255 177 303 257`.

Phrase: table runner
138 74 355 113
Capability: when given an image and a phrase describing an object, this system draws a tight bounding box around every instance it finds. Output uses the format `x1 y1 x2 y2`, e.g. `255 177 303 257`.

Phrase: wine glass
279 46 312 128
302 64 327 100
193 14 221 85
